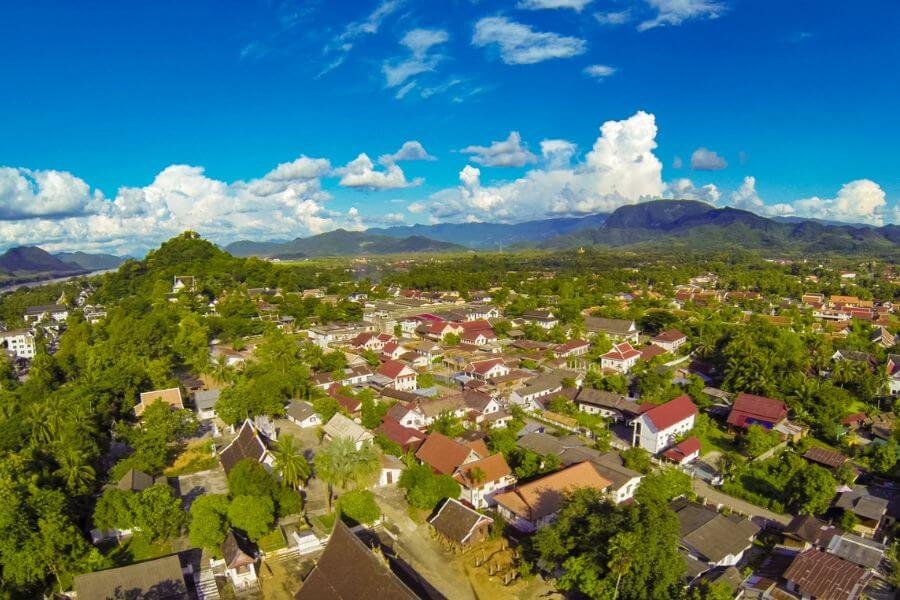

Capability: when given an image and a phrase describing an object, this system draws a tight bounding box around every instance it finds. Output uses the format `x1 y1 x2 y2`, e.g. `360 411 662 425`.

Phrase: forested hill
531 200 900 257
226 229 465 258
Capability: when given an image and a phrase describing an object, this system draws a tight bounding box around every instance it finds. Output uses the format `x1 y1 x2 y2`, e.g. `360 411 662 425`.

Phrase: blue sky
0 0 898 253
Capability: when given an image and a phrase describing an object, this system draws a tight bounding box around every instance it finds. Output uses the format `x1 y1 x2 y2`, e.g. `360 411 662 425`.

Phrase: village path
373 487 479 600
691 479 792 527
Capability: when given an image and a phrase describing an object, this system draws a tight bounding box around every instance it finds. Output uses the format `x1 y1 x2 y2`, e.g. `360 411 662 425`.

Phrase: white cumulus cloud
383 28 449 89
336 153 423 190
462 131 538 167
379 141 436 165
584 64 617 79
0 168 105 220
690 147 727 171
791 179 890 226
473 16 587 65
665 178 720 203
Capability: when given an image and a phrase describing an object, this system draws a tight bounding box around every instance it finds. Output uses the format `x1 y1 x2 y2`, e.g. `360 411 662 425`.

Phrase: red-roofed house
726 393 788 430
465 358 509 381
385 402 427 429
662 436 701 465
639 344 667 362
554 339 590 358
415 432 481 475
375 360 417 391
348 332 393 351
381 341 408 360
600 342 642 373
375 418 426 453
631 395 698 453
650 329 687 352
460 329 496 347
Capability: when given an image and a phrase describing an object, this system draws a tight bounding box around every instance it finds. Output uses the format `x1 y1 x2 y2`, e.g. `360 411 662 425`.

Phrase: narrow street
691 479 792 527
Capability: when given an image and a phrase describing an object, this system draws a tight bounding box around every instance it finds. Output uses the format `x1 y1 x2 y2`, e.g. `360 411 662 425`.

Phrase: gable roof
652 329 686 343
466 358 505 376
73 554 189 600
286 400 317 423
377 360 414 380
415 432 472 475
601 342 641 361
324 413 374 445
454 453 512 488
783 549 871 600
429 498 493 546
116 468 155 492
574 388 641 416
783 515 840 548
222 530 257 569
219 419 270 475
672 500 760 563
726 392 787 427
375 418 426 451
136 387 184 416
493 462 611 522
662 437 701 463
296 521 418 600
803 447 850 469
640 395 697 431
827 533 886 570
193 389 221 412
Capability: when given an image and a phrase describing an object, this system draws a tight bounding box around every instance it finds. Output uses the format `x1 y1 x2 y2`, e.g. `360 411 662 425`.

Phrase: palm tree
54 450 96 495
314 437 380 510
209 354 235 386
273 434 311 489
607 531 639 600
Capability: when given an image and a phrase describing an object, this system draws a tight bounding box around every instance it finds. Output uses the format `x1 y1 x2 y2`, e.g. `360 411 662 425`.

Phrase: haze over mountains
226 200 899 259
0 246 125 281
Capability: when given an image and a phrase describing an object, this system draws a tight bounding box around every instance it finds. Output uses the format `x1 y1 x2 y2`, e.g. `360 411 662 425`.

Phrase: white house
464 358 509 381
220 531 258 592
600 342 641 373
0 329 35 358
631 395 698 454
454 454 516 509
521 309 558 330
23 304 68 323
650 329 688 353
386 402 427 429
374 360 417 391
378 453 404 486
286 400 321 428
323 413 374 449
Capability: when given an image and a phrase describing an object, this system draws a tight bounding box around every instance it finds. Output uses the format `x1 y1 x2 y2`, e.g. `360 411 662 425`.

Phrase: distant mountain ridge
226 229 466 258
0 246 85 275
54 251 126 271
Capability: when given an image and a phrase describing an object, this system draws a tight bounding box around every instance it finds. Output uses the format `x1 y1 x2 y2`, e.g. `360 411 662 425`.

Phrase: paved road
691 479 792 527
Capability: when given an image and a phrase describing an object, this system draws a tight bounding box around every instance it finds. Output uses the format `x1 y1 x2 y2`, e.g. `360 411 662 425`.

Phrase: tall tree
272 434 311 489
314 438 380 510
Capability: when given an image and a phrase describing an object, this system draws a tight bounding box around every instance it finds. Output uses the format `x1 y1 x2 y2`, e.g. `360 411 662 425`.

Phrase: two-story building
631 395 698 454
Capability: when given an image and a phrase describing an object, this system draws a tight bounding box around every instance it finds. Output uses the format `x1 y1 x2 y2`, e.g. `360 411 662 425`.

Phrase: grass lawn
102 535 174 564
258 528 287 553
165 439 218 476
696 425 737 456
312 512 336 535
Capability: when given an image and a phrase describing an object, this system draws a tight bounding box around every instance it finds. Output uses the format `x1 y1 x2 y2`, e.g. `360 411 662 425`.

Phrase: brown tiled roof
428 498 493 545
783 515 840 548
493 462 611 522
454 453 511 487
727 393 787 428
222 530 257 569
783 549 871 600
415 433 471 475
803 447 849 469
375 418 426 452
136 387 184 416
296 521 418 600
652 329 686 343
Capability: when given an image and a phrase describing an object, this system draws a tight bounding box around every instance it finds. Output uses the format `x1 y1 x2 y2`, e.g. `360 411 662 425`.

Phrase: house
23 303 69 323
385 402 427 430
671 500 760 569
308 321 376 348
221 530 258 592
380 341 407 361
870 326 895 349
193 389 220 421
782 515 841 550
888 354 900 396
464 358 509 381
296 520 418 600
116 468 167 493
803 447 850 470
375 418 426 453
348 331 393 351
378 453 404 486
521 309 558 330
553 339 590 358
418 395 468 426
72 554 189 600
639 344 667 362
172 275 196 293
662 437 701 465
429 499 493 549
493 462 612 532
834 486 890 538
0 329 35 358
600 342 641 373
783 549 871 600
219 419 275 475
460 390 503 421
374 360 417 391
651 329 688 352
726 392 788 430
573 388 641 422
454 453 515 509
415 432 480 475
323 413 375 450
826 533 886 571
631 395 698 454
286 400 321 428
135 387 184 417
584 317 639 343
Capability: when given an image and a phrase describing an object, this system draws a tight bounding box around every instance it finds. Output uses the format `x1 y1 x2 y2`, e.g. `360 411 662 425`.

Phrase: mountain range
227 200 898 258
0 247 125 283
